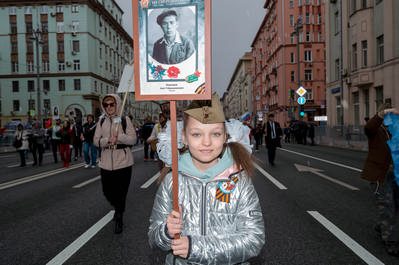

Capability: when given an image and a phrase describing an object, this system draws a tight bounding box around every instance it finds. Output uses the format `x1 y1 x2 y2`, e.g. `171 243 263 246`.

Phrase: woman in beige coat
94 94 136 234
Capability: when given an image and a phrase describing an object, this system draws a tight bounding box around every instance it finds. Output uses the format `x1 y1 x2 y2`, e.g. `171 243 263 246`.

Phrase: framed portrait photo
133 0 211 101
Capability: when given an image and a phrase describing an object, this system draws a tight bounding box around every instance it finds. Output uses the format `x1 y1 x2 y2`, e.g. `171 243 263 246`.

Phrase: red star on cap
194 70 201 77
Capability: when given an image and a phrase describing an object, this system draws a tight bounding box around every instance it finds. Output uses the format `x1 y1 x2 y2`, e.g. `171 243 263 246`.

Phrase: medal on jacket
216 176 238 203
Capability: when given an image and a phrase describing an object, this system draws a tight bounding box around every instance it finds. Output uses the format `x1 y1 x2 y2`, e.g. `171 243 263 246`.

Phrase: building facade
251 0 326 125
0 0 159 127
326 0 399 126
225 52 252 120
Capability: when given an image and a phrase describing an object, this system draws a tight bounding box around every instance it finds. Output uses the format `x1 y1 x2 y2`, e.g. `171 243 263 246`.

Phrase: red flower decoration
194 70 201 77
167 66 180 78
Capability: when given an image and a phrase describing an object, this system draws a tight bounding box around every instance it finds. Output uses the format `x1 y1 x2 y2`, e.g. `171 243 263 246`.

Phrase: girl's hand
166 205 182 238
172 236 189 258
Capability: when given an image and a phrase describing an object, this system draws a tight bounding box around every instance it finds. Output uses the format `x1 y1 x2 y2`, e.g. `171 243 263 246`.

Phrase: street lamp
29 29 45 124
291 18 303 120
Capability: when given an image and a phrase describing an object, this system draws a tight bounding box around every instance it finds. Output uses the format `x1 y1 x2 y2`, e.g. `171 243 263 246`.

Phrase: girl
14 123 29 167
148 93 265 264
57 120 73 167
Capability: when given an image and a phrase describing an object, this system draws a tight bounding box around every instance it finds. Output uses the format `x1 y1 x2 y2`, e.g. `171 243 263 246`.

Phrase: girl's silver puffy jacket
148 167 265 265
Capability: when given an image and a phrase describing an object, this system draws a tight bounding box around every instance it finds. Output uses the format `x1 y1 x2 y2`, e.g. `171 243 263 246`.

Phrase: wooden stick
170 101 180 240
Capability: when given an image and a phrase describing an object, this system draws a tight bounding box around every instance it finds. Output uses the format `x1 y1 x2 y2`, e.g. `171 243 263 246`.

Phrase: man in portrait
152 9 195 65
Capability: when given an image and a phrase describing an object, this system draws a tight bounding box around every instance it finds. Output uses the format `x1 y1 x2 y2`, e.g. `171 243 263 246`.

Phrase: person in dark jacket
69 119 82 161
81 114 97 168
264 114 282 166
141 116 155 161
30 120 45 166
361 103 399 256
57 120 73 168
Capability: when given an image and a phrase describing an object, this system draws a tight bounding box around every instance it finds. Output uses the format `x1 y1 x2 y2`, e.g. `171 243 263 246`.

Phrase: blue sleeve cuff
164 224 174 240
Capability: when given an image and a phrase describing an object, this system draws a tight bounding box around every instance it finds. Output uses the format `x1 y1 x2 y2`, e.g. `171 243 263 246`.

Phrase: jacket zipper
109 118 114 170
201 182 207 235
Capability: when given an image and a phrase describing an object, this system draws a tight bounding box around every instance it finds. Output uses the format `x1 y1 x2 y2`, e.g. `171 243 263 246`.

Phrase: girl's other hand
172 236 189 258
166 205 182 238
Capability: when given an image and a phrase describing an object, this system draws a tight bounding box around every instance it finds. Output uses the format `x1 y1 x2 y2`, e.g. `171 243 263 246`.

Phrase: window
305 89 313 100
290 52 295 63
74 79 81 90
42 61 50 72
304 50 312 62
10 23 17 34
12 81 19 92
27 42 33 53
58 80 65 91
27 61 34 73
73 60 80 71
362 40 367 67
13 100 20 112
26 23 32 34
28 80 35 92
58 61 65 71
317 0 320 5
72 21 79 32
334 11 339 34
352 0 357 12
317 13 322 24
43 80 50 94
11 42 18 53
305 0 311 5
318 31 322 42
72 4 79 13
299 0 303 6
362 0 367 9
99 47 102 59
25 6 32 15
73 40 80 52
335 59 340 80
377 35 384 64
375 86 383 110
42 22 48 33
352 43 357 70
42 42 49 53
94 81 98 93
291 71 295 82
44 99 51 112
11 62 18 73
57 22 64 33
364 89 369 118
56 4 64 13
304 69 313 81
290 15 295 26
290 35 295 44
41 5 48 14
28 99 35 111
290 0 294 8
10 6 17 15
305 31 311 42
305 12 310 24
299 31 303 42
353 92 359 125
376 0 383 4
58 41 64 53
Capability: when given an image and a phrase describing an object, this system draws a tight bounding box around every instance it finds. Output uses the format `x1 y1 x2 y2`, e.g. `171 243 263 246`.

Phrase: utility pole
29 29 44 124
291 18 303 120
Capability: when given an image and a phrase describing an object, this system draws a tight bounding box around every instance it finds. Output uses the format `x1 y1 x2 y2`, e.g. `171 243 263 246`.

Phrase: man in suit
264 114 282 166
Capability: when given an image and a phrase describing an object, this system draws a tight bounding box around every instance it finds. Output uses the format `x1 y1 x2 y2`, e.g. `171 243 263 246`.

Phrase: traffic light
299 105 305 117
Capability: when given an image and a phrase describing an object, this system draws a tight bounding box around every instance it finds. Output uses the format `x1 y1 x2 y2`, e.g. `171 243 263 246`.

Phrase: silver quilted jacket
148 166 265 265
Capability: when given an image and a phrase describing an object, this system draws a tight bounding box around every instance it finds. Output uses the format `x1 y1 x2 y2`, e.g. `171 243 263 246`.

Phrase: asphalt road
0 143 398 265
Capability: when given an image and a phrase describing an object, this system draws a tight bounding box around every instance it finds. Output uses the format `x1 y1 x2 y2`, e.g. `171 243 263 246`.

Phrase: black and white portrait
147 6 196 65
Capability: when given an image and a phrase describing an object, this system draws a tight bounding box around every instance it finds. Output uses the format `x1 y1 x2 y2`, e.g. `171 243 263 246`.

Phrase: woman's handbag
13 139 22 148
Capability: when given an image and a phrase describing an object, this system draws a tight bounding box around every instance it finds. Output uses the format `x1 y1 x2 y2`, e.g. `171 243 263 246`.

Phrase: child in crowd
148 93 265 264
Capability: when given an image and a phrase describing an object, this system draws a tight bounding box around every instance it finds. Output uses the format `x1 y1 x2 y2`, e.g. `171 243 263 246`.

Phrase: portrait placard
133 0 211 100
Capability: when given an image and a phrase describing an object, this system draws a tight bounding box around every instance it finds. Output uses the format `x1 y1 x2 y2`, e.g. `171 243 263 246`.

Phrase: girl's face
103 99 116 116
182 116 226 172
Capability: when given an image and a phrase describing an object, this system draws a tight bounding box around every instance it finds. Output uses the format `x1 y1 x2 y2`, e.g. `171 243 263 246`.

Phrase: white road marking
0 163 85 190
254 163 287 190
308 211 384 265
46 210 114 265
280 148 362 172
73 176 101 188
141 171 160 189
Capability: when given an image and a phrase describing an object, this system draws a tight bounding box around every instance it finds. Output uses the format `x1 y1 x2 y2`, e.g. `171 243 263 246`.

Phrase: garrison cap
184 92 225 124
157 9 178 25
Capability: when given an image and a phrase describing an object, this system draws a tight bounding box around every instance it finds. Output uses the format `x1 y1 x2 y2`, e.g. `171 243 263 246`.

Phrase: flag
117 64 135 93
241 112 251 122
46 118 52 129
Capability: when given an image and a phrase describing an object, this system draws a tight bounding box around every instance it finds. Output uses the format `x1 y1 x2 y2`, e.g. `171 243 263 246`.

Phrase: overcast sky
115 0 266 97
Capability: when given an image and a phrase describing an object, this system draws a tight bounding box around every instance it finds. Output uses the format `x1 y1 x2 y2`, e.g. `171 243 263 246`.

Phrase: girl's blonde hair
158 99 254 184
